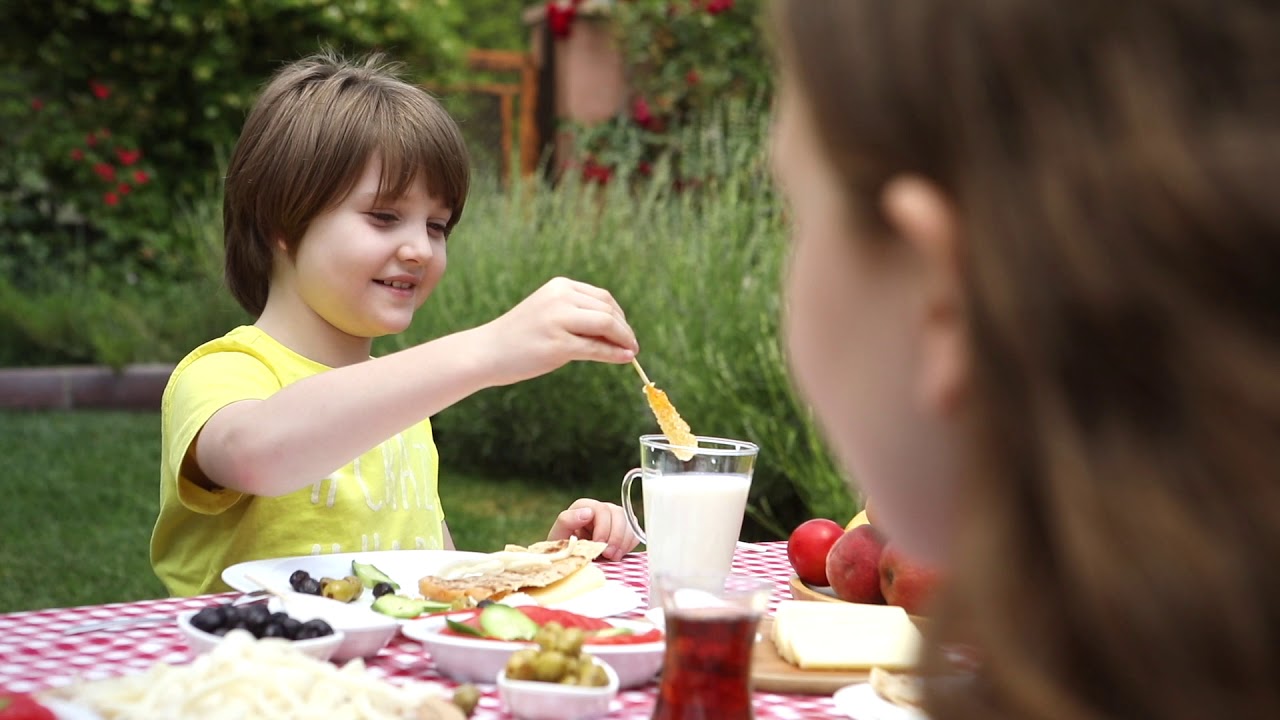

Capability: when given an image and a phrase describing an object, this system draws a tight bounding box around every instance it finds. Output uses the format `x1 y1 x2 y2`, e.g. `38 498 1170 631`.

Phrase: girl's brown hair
223 50 470 317
775 1 1280 718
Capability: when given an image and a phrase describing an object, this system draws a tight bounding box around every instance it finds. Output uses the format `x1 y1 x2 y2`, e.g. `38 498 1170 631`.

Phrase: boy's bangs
367 91 469 227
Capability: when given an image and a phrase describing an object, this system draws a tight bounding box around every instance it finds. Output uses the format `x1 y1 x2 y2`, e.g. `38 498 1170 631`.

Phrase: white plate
832 682 929 720
222 549 484 604
221 550 642 619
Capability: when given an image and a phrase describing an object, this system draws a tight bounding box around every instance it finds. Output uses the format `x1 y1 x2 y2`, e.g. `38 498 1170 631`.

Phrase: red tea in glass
652 607 763 720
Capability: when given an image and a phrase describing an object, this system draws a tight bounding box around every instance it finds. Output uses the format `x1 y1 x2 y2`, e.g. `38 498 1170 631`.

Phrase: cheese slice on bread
771 600 922 671
418 538 608 604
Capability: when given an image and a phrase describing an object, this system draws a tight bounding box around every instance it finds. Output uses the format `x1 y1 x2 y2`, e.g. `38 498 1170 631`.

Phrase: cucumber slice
590 626 635 638
351 560 400 591
371 593 450 619
478 604 539 641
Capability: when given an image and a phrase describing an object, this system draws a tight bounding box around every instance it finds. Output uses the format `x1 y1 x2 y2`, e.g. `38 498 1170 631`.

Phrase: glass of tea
651 573 774 720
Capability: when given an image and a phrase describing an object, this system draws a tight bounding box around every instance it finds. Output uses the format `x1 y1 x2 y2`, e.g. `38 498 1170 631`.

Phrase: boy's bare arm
194 278 637 497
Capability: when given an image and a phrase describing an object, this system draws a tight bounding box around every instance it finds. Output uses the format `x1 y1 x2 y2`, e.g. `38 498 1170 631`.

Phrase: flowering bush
0 73 168 284
555 0 772 183
0 0 473 288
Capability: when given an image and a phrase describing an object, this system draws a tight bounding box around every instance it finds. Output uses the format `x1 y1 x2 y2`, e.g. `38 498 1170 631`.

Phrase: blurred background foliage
0 0 853 536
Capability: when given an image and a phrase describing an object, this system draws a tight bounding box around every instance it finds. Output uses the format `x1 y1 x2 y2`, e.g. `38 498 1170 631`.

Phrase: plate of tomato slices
403 605 665 689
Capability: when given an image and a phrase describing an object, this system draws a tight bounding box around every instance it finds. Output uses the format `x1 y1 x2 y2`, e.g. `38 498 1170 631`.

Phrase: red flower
86 132 97 147
631 96 656 130
89 80 111 100
116 148 142 166
581 158 613 185
31 98 44 111
133 169 150 184
546 1 579 38
103 191 119 206
69 148 84 161
638 161 653 176
93 163 117 182
117 183 132 196
685 69 701 86
706 0 734 14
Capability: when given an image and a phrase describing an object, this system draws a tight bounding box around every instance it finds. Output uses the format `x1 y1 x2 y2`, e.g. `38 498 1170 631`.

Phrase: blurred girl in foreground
769 1 1279 717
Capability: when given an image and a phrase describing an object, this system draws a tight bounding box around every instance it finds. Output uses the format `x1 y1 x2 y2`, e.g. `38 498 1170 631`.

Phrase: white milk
641 471 751 601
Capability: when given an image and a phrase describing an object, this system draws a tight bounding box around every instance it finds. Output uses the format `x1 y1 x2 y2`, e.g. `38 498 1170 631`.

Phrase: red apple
879 544 943 615
787 518 845 586
825 524 888 604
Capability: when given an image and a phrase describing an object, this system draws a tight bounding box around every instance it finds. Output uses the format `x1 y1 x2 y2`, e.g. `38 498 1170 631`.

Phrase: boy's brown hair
775 1 1280 718
223 50 470 317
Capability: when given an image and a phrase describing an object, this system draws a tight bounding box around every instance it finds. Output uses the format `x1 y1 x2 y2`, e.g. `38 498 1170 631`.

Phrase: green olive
533 650 568 682
581 661 609 688
505 649 539 681
556 627 585 656
452 683 480 716
320 577 362 603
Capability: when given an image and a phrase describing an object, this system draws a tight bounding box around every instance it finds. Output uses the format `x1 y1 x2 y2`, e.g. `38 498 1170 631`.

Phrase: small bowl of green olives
177 606 344 661
497 656 619 720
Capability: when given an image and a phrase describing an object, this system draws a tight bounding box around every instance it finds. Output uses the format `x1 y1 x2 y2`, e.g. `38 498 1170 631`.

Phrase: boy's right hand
477 277 639 387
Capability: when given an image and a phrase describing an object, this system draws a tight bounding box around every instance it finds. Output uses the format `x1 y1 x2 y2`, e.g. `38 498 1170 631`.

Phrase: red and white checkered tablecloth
0 542 847 718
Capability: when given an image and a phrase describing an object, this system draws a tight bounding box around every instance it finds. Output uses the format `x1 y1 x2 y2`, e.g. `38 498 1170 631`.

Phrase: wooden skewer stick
631 358 652 387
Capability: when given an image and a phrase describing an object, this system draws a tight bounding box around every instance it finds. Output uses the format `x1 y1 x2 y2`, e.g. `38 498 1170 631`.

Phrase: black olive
268 611 290 626
295 618 334 640
281 617 303 639
297 577 321 595
260 622 287 638
288 569 312 591
476 599 495 608
189 607 223 633
372 582 395 598
241 603 270 627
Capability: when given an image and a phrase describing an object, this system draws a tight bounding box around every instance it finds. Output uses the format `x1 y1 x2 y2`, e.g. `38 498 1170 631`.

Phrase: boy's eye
368 211 399 224
427 221 449 236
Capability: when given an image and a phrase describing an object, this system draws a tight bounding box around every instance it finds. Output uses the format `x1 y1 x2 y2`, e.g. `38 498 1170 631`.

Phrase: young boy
151 51 640 596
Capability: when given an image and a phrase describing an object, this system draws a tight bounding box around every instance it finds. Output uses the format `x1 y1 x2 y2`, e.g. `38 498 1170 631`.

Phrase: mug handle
620 468 647 544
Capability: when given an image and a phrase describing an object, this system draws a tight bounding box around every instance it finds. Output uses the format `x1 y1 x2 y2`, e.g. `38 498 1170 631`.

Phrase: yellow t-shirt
150 325 445 596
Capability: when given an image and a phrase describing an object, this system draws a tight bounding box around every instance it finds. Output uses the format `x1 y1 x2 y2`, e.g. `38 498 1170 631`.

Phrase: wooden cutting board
751 618 875 695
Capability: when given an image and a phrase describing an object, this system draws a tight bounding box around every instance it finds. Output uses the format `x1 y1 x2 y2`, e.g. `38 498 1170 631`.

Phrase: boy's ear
880 176 969 417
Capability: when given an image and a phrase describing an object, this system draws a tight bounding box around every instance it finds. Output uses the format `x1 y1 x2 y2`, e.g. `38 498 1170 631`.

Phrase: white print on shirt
309 431 435 513
310 471 340 508
313 538 428 554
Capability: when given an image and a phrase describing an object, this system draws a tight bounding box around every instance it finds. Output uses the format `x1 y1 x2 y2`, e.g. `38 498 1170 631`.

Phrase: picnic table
0 541 849 718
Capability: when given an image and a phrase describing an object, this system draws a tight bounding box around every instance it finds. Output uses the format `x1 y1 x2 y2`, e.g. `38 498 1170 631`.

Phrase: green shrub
379 101 853 536
0 0 471 294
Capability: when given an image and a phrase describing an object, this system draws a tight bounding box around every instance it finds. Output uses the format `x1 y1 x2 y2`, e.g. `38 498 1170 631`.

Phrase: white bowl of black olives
178 605 345 662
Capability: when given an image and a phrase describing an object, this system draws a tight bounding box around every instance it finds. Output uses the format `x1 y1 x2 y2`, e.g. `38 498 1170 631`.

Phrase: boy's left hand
548 498 639 561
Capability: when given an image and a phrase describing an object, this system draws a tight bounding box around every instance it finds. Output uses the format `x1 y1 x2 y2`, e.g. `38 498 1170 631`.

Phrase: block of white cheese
522 563 606 605
771 600 922 670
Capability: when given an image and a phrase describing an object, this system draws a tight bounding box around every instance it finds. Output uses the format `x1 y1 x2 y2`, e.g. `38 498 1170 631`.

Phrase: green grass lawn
0 410 619 614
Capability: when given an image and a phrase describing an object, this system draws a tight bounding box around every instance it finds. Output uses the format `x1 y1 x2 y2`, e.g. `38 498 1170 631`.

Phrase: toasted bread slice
418 538 607 604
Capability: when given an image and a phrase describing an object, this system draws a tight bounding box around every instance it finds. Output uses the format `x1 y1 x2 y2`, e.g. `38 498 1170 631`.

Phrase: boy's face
770 79 958 563
283 157 451 346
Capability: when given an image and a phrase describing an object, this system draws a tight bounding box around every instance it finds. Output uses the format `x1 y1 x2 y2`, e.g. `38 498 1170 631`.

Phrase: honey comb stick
631 359 697 460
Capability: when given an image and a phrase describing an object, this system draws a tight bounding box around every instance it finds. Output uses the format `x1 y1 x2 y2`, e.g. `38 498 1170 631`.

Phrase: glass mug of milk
620 434 759 606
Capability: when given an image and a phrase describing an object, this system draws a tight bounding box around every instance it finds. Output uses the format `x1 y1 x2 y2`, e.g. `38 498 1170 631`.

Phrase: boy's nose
397 229 434 263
